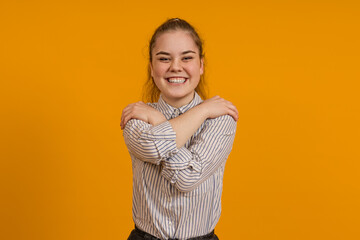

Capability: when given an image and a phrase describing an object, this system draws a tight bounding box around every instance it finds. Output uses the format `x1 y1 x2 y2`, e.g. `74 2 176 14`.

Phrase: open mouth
166 77 187 84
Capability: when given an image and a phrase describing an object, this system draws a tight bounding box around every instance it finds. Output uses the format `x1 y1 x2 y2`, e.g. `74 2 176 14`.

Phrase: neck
162 92 195 108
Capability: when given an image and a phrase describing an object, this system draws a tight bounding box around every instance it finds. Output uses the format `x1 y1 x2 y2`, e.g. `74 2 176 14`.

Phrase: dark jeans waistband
130 225 217 240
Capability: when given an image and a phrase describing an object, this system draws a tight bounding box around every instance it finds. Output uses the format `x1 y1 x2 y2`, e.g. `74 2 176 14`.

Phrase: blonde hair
142 18 208 103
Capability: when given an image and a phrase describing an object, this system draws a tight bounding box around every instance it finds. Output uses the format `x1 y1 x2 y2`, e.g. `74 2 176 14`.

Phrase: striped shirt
123 92 237 239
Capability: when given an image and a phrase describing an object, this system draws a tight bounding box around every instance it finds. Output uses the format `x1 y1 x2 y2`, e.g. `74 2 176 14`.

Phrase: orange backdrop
1 0 359 239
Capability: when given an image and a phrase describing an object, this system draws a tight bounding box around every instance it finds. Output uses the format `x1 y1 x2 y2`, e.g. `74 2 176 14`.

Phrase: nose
169 59 182 72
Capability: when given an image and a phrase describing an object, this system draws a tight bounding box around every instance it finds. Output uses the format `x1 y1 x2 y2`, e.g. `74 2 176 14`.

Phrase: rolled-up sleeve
161 115 237 192
123 119 178 165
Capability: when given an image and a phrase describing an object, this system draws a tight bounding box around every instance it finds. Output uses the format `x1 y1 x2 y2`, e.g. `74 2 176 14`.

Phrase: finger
121 105 132 120
120 114 124 129
224 100 238 114
227 104 239 117
121 102 145 129
121 111 128 129
228 109 238 121
121 110 125 123
122 108 132 119
122 115 131 129
121 111 133 129
122 105 136 120
212 95 221 100
224 99 234 107
121 114 127 129
122 104 134 113
225 106 238 121
121 115 125 129
124 101 140 111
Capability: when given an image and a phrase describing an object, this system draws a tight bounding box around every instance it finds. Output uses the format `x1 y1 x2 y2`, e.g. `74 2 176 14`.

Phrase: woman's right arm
123 119 178 165
122 96 238 163
168 96 238 148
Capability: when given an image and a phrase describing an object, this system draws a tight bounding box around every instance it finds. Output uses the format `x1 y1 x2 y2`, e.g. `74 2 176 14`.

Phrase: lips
166 77 187 83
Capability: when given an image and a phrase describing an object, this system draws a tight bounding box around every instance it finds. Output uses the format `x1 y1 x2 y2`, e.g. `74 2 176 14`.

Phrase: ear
200 57 204 75
150 62 154 77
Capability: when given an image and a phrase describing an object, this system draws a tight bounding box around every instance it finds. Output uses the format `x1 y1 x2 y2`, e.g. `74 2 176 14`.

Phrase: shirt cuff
162 148 202 184
163 147 202 171
139 121 178 160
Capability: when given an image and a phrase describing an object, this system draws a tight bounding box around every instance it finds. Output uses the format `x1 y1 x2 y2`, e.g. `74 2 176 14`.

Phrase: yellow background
1 0 359 239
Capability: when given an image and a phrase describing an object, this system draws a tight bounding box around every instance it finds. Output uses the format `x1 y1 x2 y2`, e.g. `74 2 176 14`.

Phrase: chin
167 90 193 98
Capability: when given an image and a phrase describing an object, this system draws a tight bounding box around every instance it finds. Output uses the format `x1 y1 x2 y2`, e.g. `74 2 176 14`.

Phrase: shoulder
146 102 157 109
206 114 236 125
205 115 237 134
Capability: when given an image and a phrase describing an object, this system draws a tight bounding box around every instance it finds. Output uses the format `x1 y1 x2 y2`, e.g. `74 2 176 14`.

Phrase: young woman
121 18 238 240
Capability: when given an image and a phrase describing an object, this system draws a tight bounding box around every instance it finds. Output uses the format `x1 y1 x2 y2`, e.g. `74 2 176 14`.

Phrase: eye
159 57 170 62
183 56 193 61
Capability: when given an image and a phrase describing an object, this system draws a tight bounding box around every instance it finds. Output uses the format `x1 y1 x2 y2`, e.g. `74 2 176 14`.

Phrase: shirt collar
157 92 203 120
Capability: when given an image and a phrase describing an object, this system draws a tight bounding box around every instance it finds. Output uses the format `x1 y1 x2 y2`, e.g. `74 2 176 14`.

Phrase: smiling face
150 30 204 108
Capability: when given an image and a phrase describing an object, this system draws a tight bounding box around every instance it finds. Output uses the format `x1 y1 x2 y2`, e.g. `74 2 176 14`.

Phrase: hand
120 101 167 130
200 96 239 121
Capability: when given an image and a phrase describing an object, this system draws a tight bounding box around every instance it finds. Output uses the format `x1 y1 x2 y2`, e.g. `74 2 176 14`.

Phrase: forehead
153 30 198 54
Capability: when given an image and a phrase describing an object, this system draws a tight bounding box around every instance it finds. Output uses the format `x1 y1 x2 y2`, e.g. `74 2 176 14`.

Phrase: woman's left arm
161 115 237 192
120 101 166 130
121 102 176 165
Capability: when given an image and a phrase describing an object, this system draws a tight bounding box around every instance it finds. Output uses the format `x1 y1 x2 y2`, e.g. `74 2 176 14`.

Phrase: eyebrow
155 50 196 56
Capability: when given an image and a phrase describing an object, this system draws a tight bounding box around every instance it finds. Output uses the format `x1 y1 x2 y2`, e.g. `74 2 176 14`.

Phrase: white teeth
167 77 186 83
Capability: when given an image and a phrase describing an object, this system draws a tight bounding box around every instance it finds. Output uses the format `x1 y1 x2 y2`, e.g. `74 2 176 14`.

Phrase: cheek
152 64 167 77
187 64 202 76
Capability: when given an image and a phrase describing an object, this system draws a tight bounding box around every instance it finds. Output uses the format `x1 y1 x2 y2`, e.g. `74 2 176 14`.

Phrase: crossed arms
121 96 238 192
